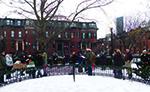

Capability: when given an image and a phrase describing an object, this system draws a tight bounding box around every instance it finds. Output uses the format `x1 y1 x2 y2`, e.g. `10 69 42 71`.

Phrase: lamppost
110 27 114 57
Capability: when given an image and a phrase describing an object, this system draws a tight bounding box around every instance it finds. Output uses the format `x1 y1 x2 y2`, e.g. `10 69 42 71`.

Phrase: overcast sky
0 0 149 38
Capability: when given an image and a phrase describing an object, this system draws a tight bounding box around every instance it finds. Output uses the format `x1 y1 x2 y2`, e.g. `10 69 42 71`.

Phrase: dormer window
6 20 10 25
82 23 86 28
70 23 76 28
89 23 96 28
26 20 30 26
17 20 21 26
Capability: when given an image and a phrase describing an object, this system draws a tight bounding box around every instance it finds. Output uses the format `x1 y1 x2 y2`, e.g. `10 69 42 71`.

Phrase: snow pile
0 75 150 92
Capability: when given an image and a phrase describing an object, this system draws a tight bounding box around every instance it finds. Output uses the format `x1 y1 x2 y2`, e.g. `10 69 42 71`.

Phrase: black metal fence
1 63 150 87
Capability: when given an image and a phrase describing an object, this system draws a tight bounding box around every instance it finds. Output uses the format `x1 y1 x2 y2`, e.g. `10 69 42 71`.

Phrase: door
18 41 22 51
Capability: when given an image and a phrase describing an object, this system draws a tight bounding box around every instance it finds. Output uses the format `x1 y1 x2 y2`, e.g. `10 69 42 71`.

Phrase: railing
1 63 150 87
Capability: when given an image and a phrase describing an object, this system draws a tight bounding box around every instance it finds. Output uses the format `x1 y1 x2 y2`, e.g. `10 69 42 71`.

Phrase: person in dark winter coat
113 49 125 79
0 52 6 84
0 35 5 54
140 50 149 63
100 52 107 69
77 52 85 73
124 49 133 79
70 51 77 77
70 52 77 65
33 51 45 77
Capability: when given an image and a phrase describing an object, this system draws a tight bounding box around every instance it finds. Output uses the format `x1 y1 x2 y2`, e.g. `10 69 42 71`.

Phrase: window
25 42 30 48
89 23 96 28
30 20 34 26
17 20 21 26
10 20 13 25
6 20 13 25
26 20 30 26
88 32 91 38
58 22 62 27
94 33 97 38
32 43 36 49
25 31 28 34
77 32 80 38
82 23 86 28
18 31 22 38
82 33 86 39
0 20 2 26
11 31 15 38
64 22 69 28
58 34 61 38
65 32 68 38
46 31 49 38
6 20 10 25
32 31 36 35
71 32 74 38
70 23 76 28
4 31 6 37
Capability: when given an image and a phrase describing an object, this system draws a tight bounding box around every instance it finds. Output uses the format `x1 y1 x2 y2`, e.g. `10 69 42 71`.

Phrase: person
33 51 45 78
86 49 96 75
64 54 70 65
0 35 5 54
26 55 36 78
42 51 48 65
141 49 148 63
70 51 77 65
77 52 85 73
52 51 58 65
100 52 107 70
124 49 133 79
0 51 6 84
70 51 77 80
113 49 125 79
0 35 6 85
5 54 13 79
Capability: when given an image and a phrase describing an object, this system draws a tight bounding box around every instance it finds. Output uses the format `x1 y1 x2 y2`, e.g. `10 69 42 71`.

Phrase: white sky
0 75 150 92
0 0 149 38
92 0 149 38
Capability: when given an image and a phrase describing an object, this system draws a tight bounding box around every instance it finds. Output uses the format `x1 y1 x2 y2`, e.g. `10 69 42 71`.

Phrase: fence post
73 64 75 82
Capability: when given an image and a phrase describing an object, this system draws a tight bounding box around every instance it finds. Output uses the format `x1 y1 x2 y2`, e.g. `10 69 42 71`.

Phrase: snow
0 75 150 92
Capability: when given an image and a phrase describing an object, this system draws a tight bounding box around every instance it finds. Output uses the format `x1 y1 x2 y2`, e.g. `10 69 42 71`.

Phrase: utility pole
110 28 114 57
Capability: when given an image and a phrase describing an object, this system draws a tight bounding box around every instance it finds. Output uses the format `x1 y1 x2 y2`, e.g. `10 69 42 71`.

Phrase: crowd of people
1 45 150 84
0 48 97 84
112 48 150 80
0 47 132 84
112 48 133 79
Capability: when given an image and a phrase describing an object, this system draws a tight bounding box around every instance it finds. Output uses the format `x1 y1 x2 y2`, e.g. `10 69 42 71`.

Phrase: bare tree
124 12 147 32
1 0 114 51
116 12 147 50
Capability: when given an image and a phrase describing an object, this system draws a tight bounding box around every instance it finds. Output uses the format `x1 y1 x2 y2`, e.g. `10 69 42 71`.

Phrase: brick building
0 18 98 56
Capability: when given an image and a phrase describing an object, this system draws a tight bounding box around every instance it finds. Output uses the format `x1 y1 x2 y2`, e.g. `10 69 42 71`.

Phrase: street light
110 27 114 57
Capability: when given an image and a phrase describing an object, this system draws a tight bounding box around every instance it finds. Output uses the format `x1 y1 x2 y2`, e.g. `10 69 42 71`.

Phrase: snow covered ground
0 75 150 92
